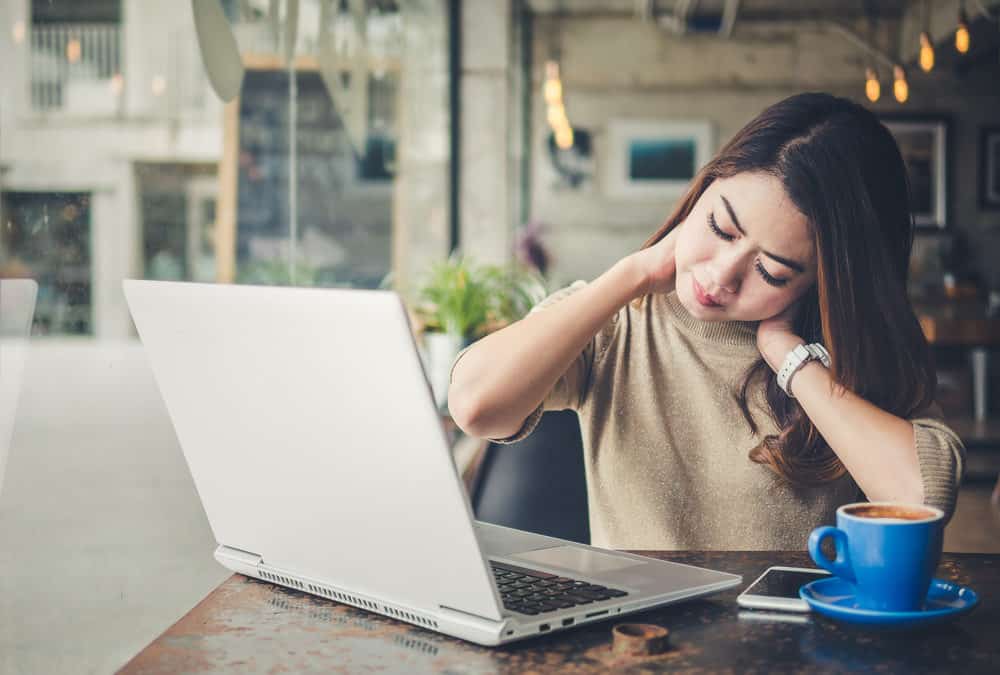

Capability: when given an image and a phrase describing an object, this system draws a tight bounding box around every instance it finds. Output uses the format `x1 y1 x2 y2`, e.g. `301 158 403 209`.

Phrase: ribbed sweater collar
661 291 759 349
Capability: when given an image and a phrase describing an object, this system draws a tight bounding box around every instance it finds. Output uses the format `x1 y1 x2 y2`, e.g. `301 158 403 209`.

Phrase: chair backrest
469 410 589 544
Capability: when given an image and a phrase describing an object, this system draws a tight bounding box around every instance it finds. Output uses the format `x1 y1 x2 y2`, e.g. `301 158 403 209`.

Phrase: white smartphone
736 565 831 612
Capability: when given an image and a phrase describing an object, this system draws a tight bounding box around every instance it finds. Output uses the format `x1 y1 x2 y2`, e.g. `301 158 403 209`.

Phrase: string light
109 73 124 96
12 21 26 44
893 65 909 103
546 102 567 129
865 67 881 102
151 75 167 96
956 3 971 54
919 31 935 71
543 61 563 105
543 58 574 150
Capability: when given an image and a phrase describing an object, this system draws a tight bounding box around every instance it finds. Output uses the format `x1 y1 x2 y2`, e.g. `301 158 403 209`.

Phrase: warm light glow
547 103 567 128
865 68 880 103
66 37 81 63
555 126 574 150
12 21 25 44
544 78 562 106
919 31 935 71
955 23 970 53
109 73 124 96
151 75 167 96
544 59 575 144
956 6 970 54
893 66 908 103
543 60 563 106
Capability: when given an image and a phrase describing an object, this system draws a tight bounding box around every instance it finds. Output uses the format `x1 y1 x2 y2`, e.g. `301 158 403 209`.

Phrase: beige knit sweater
453 281 965 551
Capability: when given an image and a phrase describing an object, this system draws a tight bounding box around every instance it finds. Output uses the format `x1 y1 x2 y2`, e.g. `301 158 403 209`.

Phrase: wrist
616 254 652 302
776 342 832 398
761 335 805 372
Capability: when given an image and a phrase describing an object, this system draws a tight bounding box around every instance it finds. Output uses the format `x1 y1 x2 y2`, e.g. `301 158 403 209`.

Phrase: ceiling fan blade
191 0 244 102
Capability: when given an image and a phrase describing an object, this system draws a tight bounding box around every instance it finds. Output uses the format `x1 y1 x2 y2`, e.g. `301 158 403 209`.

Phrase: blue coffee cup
808 502 945 612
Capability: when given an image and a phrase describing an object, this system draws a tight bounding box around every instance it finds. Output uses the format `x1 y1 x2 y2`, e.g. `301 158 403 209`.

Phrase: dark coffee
844 504 937 521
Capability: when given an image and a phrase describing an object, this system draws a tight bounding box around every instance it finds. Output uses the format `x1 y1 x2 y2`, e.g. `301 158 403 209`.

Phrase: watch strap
776 343 830 397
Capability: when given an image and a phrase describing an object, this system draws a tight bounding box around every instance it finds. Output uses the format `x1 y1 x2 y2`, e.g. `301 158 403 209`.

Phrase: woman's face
673 172 818 322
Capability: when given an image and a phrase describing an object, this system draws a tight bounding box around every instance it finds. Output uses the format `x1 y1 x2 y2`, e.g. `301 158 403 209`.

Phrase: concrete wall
525 13 1000 287
391 0 452 291
0 0 222 339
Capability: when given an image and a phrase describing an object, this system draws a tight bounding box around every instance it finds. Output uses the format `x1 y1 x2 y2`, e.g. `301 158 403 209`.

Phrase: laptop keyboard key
491 561 630 616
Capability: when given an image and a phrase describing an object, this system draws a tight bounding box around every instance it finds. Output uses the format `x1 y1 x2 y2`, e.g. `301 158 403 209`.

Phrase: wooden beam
216 98 240 284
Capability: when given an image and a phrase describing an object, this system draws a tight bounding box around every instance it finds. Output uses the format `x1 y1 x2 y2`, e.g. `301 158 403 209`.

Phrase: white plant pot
421 332 467 410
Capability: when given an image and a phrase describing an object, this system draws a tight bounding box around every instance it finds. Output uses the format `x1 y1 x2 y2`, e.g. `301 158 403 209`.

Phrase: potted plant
412 253 547 409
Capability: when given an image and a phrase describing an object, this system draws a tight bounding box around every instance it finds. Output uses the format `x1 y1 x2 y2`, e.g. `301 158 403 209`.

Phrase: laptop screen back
123 280 502 621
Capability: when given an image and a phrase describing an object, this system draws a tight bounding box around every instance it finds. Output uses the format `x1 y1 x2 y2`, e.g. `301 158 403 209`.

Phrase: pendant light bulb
893 65 908 103
865 68 881 103
919 31 935 71
956 7 971 54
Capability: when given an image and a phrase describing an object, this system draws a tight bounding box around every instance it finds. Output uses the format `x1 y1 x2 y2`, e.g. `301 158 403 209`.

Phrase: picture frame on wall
604 120 714 200
882 117 949 228
980 126 1000 210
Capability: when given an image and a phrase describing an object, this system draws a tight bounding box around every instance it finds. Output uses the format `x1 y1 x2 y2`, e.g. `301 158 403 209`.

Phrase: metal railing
30 23 121 113
29 23 214 121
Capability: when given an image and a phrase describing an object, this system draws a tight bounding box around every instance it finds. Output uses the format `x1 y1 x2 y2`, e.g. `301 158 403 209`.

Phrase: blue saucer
799 576 979 628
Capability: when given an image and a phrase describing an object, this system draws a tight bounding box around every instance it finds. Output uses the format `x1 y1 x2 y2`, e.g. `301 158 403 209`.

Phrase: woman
448 92 964 550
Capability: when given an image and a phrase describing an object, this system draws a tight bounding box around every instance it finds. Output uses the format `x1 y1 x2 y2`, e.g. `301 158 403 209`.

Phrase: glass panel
0 192 92 335
0 1 451 672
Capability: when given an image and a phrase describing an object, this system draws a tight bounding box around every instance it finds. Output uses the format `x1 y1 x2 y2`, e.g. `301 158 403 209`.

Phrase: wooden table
119 550 998 674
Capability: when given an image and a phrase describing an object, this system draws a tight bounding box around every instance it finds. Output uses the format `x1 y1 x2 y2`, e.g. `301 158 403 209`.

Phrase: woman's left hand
757 299 805 372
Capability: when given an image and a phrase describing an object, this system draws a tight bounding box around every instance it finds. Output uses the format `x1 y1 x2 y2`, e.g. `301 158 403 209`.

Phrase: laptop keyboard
490 561 629 616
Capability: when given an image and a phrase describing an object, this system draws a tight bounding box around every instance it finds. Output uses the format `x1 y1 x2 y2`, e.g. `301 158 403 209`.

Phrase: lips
692 277 722 308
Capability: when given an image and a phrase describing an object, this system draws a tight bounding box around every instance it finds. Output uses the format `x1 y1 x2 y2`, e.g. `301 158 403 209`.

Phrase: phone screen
745 569 828 598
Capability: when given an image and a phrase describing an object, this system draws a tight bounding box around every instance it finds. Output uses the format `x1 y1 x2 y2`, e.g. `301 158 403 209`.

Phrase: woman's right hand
630 223 681 297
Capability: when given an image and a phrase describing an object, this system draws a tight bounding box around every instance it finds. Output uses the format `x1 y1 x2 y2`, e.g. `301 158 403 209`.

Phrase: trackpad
510 545 644 575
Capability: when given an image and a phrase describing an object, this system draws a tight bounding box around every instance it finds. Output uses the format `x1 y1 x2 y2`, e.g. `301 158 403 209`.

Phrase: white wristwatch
776 343 831 398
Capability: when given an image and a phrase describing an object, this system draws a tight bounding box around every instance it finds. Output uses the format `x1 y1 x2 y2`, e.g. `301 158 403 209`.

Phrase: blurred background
1 1 999 672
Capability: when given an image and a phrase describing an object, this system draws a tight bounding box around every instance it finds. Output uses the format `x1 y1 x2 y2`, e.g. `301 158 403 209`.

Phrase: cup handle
807 526 854 582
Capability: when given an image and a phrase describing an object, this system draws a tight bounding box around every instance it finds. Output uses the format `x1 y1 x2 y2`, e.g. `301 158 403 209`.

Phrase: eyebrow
720 194 806 274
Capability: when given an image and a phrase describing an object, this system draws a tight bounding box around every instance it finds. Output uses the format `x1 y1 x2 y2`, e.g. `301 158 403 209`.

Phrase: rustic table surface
119 550 998 674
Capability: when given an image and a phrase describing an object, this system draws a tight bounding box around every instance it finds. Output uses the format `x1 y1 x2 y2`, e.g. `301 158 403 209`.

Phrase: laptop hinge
438 604 504 624
214 544 263 574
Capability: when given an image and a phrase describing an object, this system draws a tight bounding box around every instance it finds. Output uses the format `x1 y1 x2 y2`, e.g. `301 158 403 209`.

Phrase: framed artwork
882 117 949 228
604 119 714 200
980 126 1000 210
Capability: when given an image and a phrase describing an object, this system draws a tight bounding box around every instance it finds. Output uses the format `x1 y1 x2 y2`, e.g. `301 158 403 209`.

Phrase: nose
709 248 746 294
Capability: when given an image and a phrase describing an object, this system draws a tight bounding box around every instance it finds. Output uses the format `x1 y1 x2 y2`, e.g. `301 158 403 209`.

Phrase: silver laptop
123 279 741 646
0 279 37 495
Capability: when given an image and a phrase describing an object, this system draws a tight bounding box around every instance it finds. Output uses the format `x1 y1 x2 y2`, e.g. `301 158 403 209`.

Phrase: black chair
468 410 590 544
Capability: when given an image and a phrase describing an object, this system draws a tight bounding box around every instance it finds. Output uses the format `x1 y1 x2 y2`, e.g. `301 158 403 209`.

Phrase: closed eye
707 212 734 241
755 259 789 287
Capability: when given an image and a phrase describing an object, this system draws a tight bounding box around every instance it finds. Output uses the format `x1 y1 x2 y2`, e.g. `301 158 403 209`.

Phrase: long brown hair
639 92 935 487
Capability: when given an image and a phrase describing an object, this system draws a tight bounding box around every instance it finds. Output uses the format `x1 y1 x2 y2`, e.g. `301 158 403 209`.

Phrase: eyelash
706 212 789 288
754 259 788 287
707 212 734 241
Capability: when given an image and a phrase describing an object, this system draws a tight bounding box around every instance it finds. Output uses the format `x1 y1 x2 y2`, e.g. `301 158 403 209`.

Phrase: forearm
763 337 923 504
449 256 646 439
